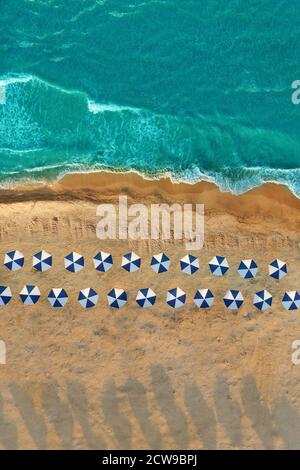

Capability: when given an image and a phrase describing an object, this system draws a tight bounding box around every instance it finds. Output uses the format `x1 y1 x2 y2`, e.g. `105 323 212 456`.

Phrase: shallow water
0 0 300 195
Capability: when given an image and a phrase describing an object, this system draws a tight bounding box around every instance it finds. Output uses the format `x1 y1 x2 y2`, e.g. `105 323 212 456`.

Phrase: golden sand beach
0 172 299 449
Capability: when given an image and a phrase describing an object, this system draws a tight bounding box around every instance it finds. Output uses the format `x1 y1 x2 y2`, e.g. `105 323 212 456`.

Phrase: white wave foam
0 74 32 105
0 72 143 116
0 74 32 87
172 166 300 198
87 99 140 114
0 87 5 105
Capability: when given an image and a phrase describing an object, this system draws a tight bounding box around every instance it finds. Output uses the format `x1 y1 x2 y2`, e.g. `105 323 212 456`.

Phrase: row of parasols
0 286 299 310
3 250 288 280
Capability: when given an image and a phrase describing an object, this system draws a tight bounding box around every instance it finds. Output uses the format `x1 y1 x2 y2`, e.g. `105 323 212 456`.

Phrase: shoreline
0 166 300 199
0 170 299 229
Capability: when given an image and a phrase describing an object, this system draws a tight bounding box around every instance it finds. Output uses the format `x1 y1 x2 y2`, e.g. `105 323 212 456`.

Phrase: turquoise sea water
1 0 300 195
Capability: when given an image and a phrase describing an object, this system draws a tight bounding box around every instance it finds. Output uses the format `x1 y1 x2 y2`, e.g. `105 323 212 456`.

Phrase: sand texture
0 172 299 449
